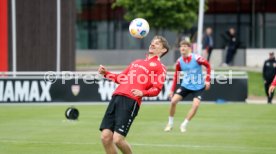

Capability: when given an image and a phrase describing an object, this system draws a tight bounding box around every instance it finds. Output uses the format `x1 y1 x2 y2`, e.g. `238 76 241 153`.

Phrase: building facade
76 0 276 50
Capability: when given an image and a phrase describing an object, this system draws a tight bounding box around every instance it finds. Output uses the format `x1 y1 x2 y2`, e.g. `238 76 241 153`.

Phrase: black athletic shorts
99 95 139 137
175 86 205 100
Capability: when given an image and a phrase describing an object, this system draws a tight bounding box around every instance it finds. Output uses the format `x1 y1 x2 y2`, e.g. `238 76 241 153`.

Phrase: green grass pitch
0 103 276 154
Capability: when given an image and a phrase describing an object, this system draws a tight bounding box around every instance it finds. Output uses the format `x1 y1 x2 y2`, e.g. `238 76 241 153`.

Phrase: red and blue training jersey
171 54 211 92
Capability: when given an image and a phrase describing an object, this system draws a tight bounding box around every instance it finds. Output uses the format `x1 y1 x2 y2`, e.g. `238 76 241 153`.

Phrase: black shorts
175 86 205 100
99 95 139 137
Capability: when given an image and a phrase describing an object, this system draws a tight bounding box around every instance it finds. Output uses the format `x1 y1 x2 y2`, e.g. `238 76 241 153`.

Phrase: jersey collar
182 54 192 63
145 54 160 61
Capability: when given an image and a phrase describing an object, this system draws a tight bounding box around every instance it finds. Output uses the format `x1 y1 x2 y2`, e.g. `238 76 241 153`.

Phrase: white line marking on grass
0 139 97 145
131 143 276 152
0 139 275 152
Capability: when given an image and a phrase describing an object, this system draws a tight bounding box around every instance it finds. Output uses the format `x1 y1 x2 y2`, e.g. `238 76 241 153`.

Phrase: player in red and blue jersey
99 36 169 154
164 40 211 132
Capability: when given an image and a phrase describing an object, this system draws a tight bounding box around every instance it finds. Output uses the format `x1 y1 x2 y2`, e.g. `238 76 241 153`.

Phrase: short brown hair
152 35 170 57
179 40 191 47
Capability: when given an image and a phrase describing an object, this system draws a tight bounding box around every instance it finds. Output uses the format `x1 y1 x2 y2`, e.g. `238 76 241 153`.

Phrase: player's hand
98 65 107 75
131 89 143 97
205 82 211 90
269 85 275 96
169 92 174 100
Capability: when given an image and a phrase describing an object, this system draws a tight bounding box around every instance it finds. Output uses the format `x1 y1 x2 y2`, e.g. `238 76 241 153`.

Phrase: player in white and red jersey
99 36 169 154
164 40 211 132
268 75 276 100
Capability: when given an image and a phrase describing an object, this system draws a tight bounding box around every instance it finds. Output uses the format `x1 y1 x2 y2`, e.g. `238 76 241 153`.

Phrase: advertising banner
0 75 247 103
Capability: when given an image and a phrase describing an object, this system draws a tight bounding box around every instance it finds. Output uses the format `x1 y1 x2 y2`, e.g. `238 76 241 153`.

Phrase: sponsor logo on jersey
149 62 157 67
132 63 149 73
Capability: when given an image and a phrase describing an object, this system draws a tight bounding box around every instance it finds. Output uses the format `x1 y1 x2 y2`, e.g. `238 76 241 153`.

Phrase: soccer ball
65 107 79 120
129 18 150 39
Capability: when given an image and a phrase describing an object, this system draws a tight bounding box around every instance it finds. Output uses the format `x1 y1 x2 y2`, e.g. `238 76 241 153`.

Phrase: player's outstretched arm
170 61 181 99
98 64 131 84
196 55 211 90
98 65 108 75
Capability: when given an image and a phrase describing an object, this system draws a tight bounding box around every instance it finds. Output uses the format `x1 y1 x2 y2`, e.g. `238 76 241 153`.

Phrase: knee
113 135 124 146
193 103 200 109
171 100 178 106
101 132 113 144
193 100 200 108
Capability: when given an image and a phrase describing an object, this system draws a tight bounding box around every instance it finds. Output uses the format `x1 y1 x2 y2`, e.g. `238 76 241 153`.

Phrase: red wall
0 0 8 71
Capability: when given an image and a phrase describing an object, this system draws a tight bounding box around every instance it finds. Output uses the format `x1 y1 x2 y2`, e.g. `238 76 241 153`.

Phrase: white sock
181 119 189 128
168 116 174 126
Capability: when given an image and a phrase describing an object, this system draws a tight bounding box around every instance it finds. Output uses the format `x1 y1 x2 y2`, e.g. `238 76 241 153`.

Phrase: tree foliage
113 0 202 33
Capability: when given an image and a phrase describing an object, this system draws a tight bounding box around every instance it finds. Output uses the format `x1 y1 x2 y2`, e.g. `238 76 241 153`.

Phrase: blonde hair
179 40 192 47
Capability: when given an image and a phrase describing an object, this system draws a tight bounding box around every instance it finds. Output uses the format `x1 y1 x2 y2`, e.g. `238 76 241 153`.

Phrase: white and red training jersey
104 56 166 106
271 75 276 86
